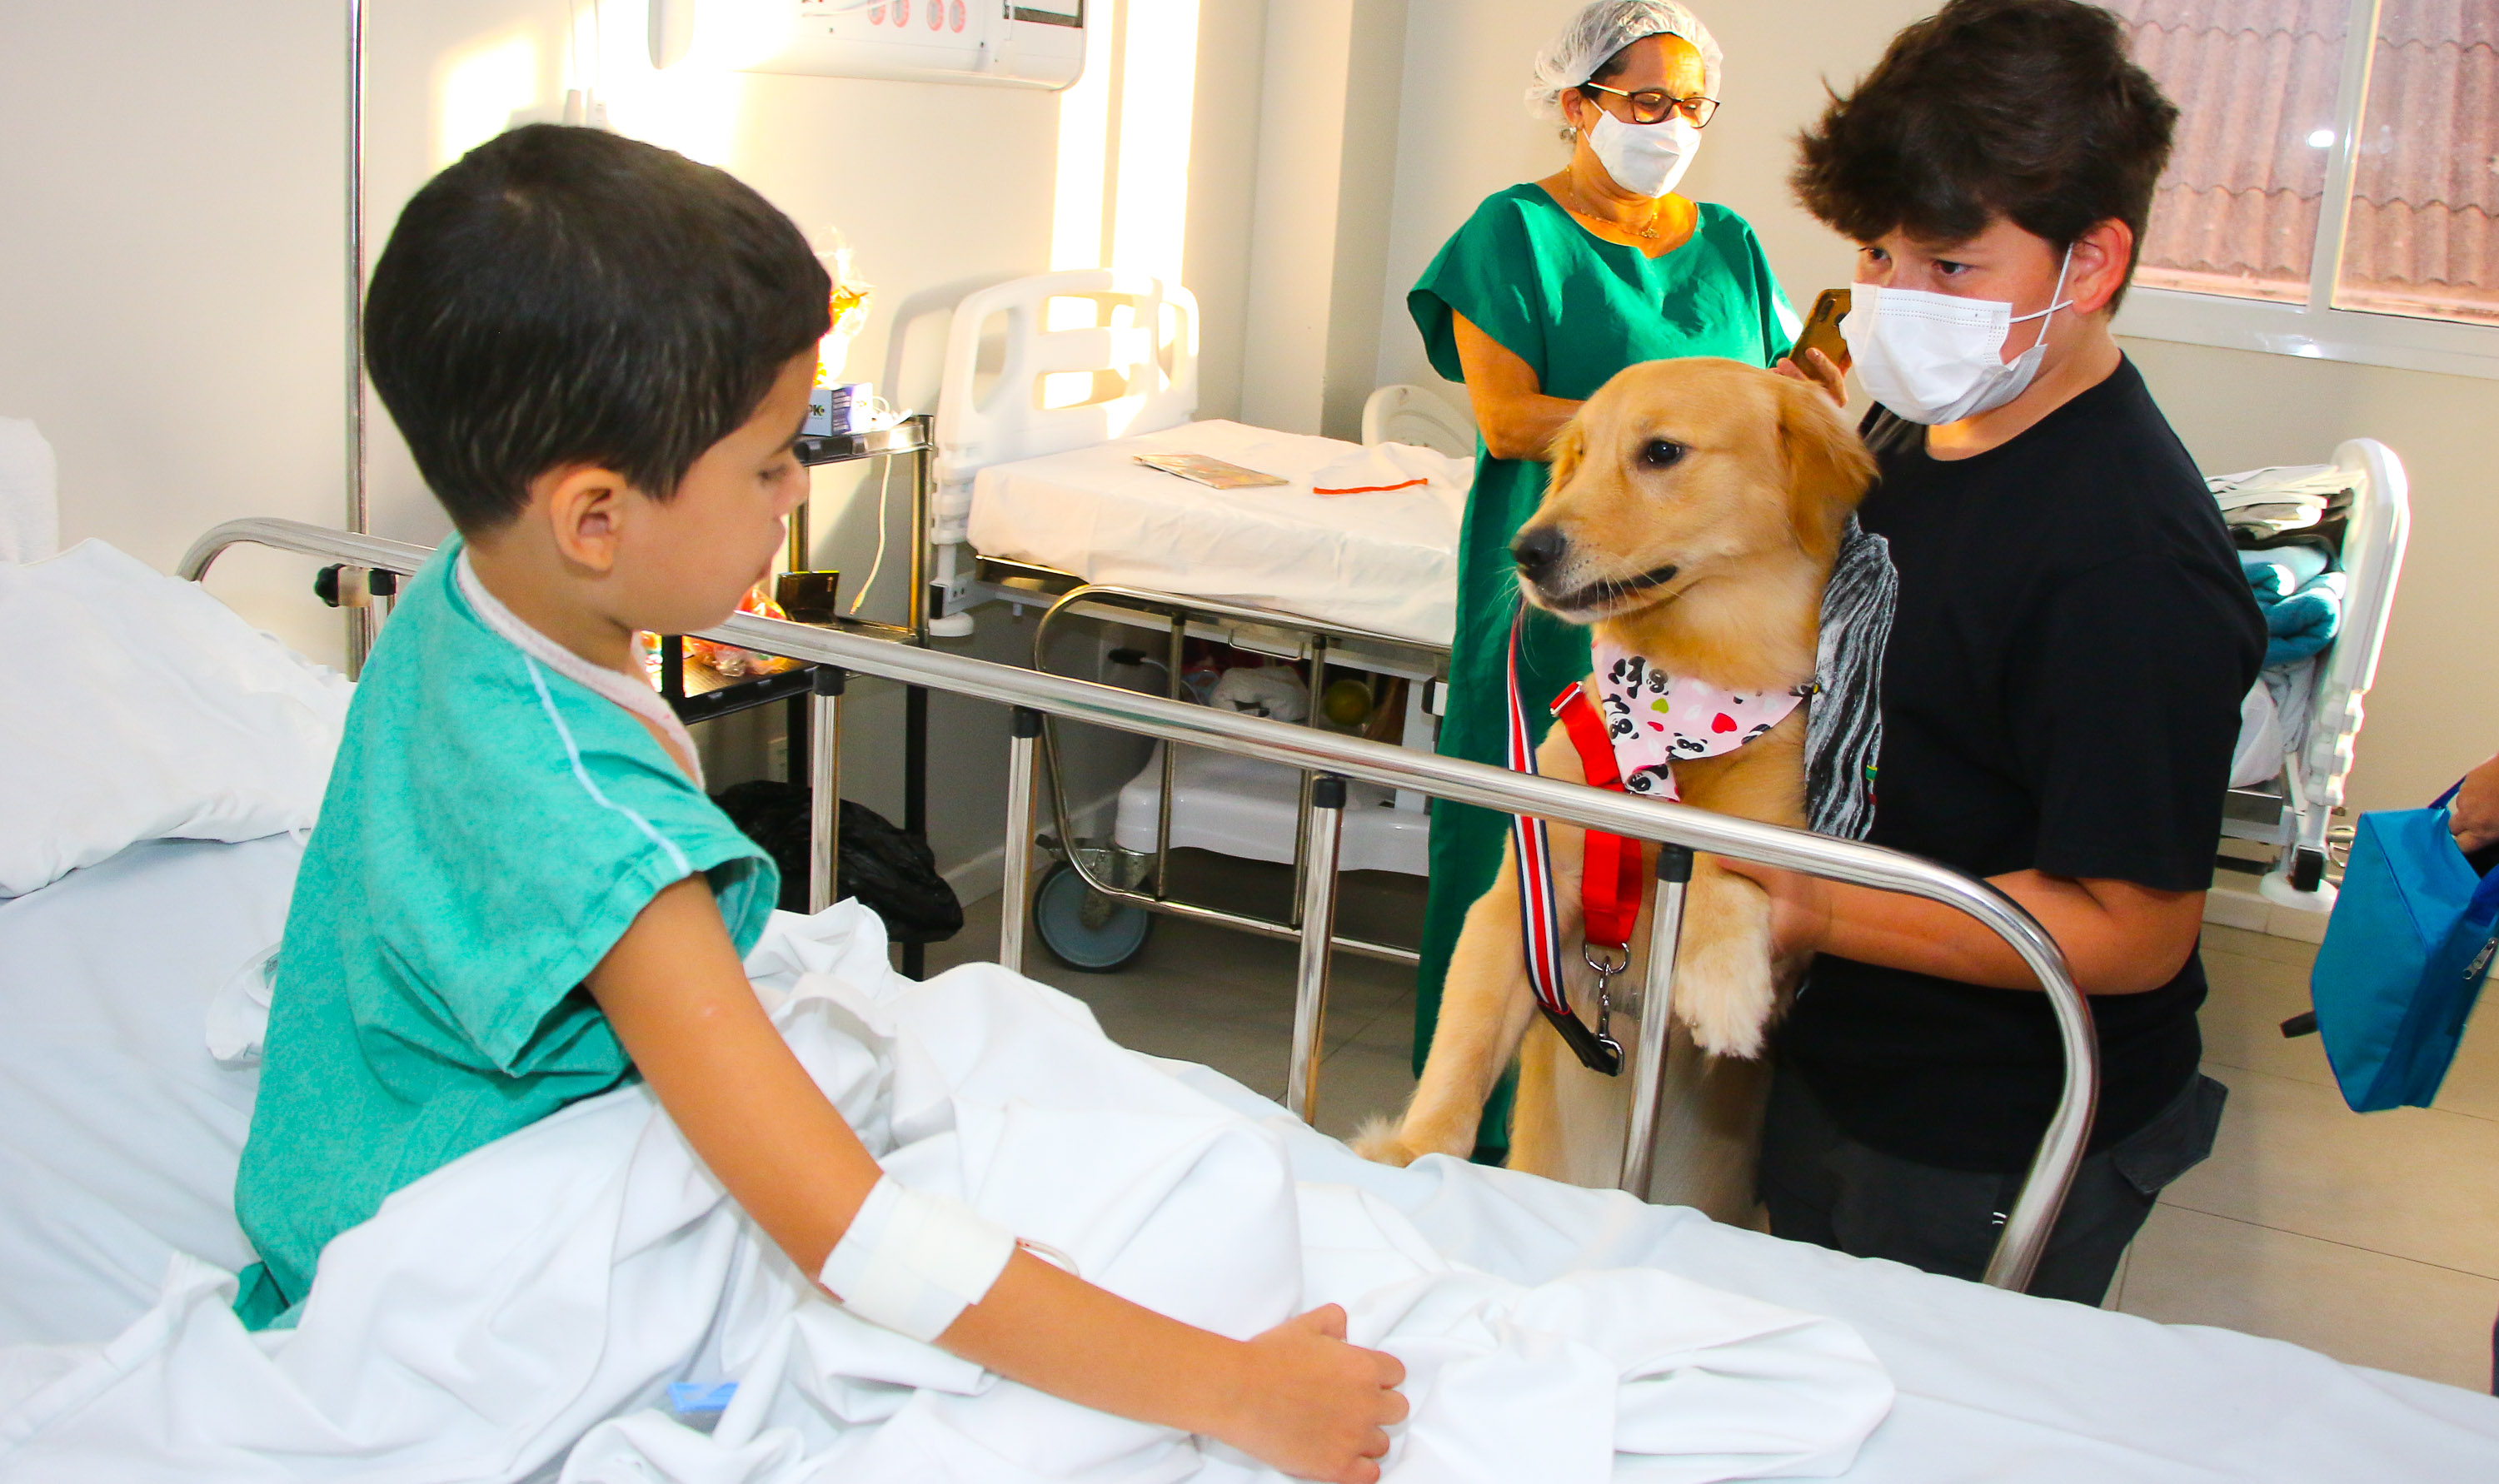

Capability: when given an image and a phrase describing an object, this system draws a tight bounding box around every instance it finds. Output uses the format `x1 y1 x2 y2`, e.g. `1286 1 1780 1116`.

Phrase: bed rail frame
181 516 2098 1294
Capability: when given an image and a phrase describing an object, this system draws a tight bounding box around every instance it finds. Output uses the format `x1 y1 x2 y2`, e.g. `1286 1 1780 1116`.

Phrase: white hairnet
1525 0 1723 121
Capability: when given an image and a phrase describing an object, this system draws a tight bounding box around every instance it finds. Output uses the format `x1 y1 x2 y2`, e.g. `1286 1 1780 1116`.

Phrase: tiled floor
2114 923 2499 1391
925 875 2499 1393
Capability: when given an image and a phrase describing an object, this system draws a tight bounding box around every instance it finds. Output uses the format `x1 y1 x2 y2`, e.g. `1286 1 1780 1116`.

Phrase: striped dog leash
1504 603 1629 1076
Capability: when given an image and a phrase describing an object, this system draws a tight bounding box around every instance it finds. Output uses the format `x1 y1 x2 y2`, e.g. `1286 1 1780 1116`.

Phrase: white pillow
0 416 58 565
0 540 352 897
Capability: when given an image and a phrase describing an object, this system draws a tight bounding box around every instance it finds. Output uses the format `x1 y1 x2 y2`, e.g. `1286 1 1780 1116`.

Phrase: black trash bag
711 780 963 944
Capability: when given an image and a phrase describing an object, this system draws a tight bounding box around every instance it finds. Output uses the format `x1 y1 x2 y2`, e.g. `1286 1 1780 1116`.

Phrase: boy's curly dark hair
1791 0 2177 307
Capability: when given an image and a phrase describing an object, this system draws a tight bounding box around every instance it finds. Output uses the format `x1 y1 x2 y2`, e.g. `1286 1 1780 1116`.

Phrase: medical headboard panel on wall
650 0 1085 90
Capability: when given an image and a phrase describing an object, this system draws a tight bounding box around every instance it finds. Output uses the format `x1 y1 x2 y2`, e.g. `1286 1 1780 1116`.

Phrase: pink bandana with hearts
1591 639 1811 801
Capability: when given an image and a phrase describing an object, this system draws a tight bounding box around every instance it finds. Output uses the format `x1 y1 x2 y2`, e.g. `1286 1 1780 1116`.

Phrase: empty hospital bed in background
5 516 2499 1479
2209 439 2410 927
927 271 1458 971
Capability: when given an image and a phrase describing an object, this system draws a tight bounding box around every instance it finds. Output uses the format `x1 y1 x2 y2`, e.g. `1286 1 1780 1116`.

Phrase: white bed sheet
966 420 1464 647
3 908 1893 1482
0 835 295 1345
7 838 2497 1479
1245 1090 2499 1482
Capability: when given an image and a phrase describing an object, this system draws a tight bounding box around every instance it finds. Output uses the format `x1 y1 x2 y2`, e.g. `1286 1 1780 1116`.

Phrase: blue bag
2309 783 2499 1112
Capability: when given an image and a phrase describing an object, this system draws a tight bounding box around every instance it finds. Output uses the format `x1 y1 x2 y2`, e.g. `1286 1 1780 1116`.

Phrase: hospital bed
2212 440 2409 916
926 271 1458 971
6 515 2498 1478
5 516 2499 1476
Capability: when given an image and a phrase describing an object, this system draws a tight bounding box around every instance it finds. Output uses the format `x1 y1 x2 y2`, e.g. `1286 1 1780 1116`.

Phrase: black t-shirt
1779 357 2266 1172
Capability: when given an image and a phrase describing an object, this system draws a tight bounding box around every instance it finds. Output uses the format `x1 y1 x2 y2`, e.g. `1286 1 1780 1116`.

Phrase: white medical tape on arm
817 1176 1018 1343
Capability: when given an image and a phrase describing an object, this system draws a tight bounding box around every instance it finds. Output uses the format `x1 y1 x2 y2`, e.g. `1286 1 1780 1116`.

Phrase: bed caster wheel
1032 861 1153 973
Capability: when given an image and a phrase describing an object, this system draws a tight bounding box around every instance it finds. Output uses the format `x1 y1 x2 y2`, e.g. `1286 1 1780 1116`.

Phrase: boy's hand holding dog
1715 858 1838 968
1720 857 2203 998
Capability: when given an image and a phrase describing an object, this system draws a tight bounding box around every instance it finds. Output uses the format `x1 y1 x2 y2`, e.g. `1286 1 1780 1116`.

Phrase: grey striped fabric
1806 517 1897 841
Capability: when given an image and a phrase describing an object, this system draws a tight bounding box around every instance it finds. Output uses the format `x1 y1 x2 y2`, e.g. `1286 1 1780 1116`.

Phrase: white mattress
9 835 2499 1477
966 420 1464 647
0 835 296 1344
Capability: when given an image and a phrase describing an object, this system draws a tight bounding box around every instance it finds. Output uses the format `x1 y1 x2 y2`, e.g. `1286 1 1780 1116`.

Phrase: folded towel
2209 464 2351 539
2262 569 2345 666
2238 545 2332 600
0 416 57 565
2226 500 2328 538
2207 464 2349 505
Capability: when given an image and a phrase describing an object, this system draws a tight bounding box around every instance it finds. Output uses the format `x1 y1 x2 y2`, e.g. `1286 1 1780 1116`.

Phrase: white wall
0 0 1276 880
1364 0 2499 816
1237 0 1409 438
0 0 350 668
1374 0 1569 398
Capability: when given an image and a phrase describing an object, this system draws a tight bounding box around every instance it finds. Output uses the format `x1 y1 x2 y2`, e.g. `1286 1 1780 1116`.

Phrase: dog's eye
1639 439 1686 469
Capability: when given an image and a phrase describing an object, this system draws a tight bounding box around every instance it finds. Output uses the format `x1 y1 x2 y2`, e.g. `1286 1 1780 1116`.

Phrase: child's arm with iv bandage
587 877 1409 1483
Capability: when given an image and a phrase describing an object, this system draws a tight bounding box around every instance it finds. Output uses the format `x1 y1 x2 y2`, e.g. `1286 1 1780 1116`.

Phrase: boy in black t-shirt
1738 0 2266 1303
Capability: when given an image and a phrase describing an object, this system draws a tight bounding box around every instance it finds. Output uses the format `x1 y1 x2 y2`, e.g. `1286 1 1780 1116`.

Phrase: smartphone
1788 288 1852 375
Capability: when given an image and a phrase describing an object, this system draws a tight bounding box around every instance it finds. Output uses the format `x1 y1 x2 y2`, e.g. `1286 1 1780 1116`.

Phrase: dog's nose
1510 525 1567 582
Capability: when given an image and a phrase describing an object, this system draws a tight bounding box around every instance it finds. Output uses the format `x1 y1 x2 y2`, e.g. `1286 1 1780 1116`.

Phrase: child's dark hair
365 125 831 532
1791 0 2177 307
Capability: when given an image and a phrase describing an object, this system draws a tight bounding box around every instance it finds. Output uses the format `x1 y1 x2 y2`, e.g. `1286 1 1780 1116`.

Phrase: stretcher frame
2216 437 2410 910
180 515 2099 1294
994 562 1447 968
926 268 1455 970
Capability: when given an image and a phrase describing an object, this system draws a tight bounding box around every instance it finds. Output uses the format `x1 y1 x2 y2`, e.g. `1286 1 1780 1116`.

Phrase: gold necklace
1573 178 1670 240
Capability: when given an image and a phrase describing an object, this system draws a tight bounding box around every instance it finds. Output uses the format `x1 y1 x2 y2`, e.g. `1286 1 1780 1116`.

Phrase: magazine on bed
1133 452 1289 489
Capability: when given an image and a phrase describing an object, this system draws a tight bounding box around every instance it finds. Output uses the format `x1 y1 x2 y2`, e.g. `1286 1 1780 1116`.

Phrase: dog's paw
1349 1115 1425 1167
1673 929 1777 1060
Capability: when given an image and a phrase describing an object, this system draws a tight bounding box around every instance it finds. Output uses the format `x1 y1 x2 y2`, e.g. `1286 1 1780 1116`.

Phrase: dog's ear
1777 378 1875 565
1545 413 1587 490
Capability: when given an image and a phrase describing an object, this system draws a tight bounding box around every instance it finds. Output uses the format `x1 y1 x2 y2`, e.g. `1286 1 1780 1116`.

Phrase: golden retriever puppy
1356 358 1873 1215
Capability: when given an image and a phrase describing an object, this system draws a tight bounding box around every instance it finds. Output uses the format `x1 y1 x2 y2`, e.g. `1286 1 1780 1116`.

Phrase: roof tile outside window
2110 0 2499 326
2339 0 2499 322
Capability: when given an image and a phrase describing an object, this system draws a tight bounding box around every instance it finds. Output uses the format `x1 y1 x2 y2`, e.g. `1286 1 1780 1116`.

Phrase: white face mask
1841 247 2076 426
1584 109 1700 199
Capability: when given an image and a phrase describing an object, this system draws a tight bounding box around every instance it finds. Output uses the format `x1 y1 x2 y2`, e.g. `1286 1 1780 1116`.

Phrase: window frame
2112 0 2499 381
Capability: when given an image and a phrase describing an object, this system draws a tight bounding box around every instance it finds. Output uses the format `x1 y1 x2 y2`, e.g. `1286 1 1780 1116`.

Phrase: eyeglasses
1580 82 1719 129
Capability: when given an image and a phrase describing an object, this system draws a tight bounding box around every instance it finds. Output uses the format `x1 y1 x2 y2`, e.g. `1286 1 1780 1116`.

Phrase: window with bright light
2111 0 2498 331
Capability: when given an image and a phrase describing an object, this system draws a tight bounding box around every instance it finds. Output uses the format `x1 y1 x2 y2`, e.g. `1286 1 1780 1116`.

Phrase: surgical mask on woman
1584 110 1700 199
1841 247 2075 425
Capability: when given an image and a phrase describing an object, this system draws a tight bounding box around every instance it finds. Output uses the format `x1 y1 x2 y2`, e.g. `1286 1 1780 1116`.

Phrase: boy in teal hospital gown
232 124 1408 1482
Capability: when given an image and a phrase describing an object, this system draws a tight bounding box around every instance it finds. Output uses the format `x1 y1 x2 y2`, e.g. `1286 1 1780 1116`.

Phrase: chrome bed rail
181 517 2097 1293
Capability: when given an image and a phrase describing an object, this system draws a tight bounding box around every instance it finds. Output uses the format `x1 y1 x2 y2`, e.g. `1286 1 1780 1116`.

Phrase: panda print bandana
1592 639 1811 801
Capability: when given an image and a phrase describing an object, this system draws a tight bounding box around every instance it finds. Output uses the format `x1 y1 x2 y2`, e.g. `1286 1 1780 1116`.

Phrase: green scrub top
231 539 776 1327
1407 185 1794 1158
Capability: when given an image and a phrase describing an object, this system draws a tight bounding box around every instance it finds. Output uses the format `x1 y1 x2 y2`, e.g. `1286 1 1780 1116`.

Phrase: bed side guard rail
930 268 1199 543
181 517 2097 1295
2295 440 2408 860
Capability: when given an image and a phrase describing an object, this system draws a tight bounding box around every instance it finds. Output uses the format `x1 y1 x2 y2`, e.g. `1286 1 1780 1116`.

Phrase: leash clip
1582 941 1628 1059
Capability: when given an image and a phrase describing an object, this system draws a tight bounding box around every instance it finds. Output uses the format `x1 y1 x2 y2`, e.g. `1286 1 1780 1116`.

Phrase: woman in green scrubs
1407 0 1818 1159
